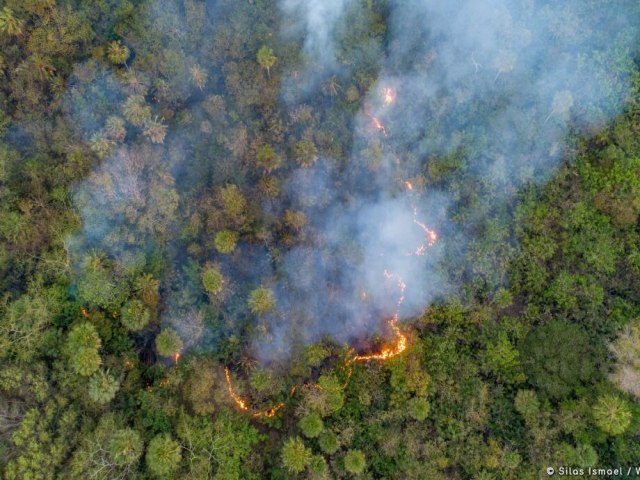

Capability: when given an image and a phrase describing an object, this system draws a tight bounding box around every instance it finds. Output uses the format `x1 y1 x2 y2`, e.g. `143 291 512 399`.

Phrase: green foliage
107 40 130 65
257 45 276 75
155 329 183 358
520 320 596 399
214 230 239 254
318 431 340 455
0 7 23 36
281 437 311 474
121 299 151 331
293 139 318 167
109 428 143 466
201 264 224 294
248 286 275 315
256 144 282 172
146 434 182 478
593 394 632 435
88 370 120 404
299 412 324 438
344 449 366 474
66 322 102 376
408 397 430 421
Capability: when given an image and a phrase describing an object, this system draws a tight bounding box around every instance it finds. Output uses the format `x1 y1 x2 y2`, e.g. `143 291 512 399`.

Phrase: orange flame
173 352 180 364
224 189 439 416
224 367 285 418
382 87 396 106
369 114 387 136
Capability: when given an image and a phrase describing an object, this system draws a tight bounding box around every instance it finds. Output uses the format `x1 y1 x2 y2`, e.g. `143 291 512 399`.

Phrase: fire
173 352 180 364
382 87 396 106
224 367 285 418
405 181 413 190
368 114 387 136
410 206 438 256
81 308 89 318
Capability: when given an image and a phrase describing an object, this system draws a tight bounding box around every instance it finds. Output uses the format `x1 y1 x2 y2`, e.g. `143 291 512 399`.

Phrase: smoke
61 0 639 363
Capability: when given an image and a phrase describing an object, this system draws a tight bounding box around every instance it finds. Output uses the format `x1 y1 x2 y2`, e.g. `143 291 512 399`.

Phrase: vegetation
0 1 639 478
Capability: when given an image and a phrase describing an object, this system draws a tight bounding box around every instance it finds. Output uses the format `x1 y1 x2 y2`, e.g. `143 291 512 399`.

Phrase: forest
1 0 640 478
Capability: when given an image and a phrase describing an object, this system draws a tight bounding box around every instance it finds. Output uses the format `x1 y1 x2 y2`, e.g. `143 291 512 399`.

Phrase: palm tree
257 45 276 78
143 116 168 144
0 8 23 37
107 40 130 66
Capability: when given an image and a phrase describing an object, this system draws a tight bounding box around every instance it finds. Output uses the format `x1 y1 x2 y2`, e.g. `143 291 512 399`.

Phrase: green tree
202 264 224 294
66 323 102 376
344 449 366 475
88 370 120 404
109 428 143 466
281 437 311 474
146 434 181 478
107 41 130 65
121 299 151 331
214 230 239 254
123 95 152 127
293 139 318 167
0 7 23 36
593 394 632 435
318 431 340 455
156 329 183 358
257 45 276 77
520 320 595 399
248 286 276 315
408 397 430 421
256 144 282 172
299 412 324 438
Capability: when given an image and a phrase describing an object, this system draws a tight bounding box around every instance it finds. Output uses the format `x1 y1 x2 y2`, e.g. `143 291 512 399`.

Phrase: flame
223 179 439 416
354 270 407 362
369 114 387 136
410 206 438 256
173 352 180 364
224 367 285 418
81 308 89 318
382 87 396 106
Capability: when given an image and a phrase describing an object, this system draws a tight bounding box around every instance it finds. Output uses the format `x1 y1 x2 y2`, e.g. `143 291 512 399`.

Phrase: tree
408 397 430 421
123 95 152 127
121 299 151 331
146 434 181 478
190 64 208 90
293 139 318 167
156 329 183 358
256 144 282 172
0 7 22 36
520 320 596 399
201 264 224 294
593 395 632 435
248 286 275 315
218 184 247 218
257 45 276 77
318 431 340 455
281 437 311 474
609 319 640 398
66 323 102 376
107 41 130 65
299 412 324 438
214 230 239 254
109 428 143 466
344 449 366 475
143 116 168 144
88 370 120 404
